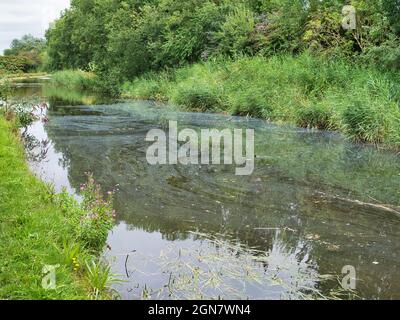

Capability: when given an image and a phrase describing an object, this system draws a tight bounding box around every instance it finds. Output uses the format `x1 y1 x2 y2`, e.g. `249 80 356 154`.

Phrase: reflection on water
16 80 400 300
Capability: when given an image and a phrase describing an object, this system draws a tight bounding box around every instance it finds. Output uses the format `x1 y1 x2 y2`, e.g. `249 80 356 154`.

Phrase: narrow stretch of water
14 80 400 299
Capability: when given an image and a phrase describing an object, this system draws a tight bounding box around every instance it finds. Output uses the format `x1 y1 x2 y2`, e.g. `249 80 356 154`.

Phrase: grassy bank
0 117 116 299
49 70 119 97
50 70 97 90
122 53 400 148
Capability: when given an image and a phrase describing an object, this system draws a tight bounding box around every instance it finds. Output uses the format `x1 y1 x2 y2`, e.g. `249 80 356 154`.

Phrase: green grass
50 70 98 90
122 53 400 148
0 118 114 299
49 70 121 97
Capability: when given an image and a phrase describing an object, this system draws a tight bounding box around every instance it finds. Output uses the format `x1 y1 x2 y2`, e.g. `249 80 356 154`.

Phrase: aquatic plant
85 259 121 300
126 232 357 300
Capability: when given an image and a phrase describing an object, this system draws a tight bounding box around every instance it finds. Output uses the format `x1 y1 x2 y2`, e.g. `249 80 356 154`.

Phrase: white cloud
0 0 70 53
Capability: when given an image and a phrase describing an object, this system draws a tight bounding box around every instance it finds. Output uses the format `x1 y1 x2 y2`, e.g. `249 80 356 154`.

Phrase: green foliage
85 259 121 300
362 35 400 71
123 53 400 148
50 70 97 90
45 0 400 85
343 99 400 144
213 4 257 56
172 84 222 112
0 81 12 101
0 56 35 74
50 70 122 96
3 34 46 56
3 34 46 72
1 101 45 129
77 173 116 251
0 118 87 299
296 103 334 130
122 75 168 100
56 173 116 253
382 0 400 34
59 240 82 266
43 0 400 147
14 106 36 128
0 116 118 299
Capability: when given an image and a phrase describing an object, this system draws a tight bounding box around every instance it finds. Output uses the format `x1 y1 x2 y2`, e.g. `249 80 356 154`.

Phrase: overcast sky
0 0 70 54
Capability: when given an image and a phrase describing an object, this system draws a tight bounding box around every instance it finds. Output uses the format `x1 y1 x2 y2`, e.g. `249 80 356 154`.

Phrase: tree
3 35 46 71
3 34 46 56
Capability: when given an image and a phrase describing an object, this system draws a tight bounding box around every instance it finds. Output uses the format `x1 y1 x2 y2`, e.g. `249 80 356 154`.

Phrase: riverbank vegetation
43 0 400 147
1 35 47 75
122 54 400 146
0 109 117 299
50 70 98 90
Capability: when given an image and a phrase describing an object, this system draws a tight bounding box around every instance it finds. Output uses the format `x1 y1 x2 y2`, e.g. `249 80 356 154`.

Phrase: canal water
12 79 400 299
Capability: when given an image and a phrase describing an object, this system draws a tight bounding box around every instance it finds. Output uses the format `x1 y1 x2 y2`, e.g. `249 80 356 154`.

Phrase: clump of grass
170 82 223 112
122 79 160 100
50 70 97 90
342 100 400 144
85 259 121 300
59 239 81 266
227 87 270 118
121 71 172 101
296 102 334 130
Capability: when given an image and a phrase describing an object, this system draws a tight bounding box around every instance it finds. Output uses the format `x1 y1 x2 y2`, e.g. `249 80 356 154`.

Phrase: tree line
2 1 400 83
45 0 399 76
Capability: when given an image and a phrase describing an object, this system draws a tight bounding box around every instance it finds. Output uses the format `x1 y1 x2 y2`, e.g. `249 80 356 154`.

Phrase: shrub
213 4 257 56
228 88 270 118
171 82 222 112
296 103 334 130
0 55 33 74
343 100 400 144
362 37 400 71
85 259 121 300
77 173 116 252
122 77 165 100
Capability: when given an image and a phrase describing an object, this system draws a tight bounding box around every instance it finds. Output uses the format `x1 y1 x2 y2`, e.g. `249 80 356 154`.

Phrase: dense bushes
0 56 36 74
122 53 400 147
2 35 47 72
45 0 400 81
